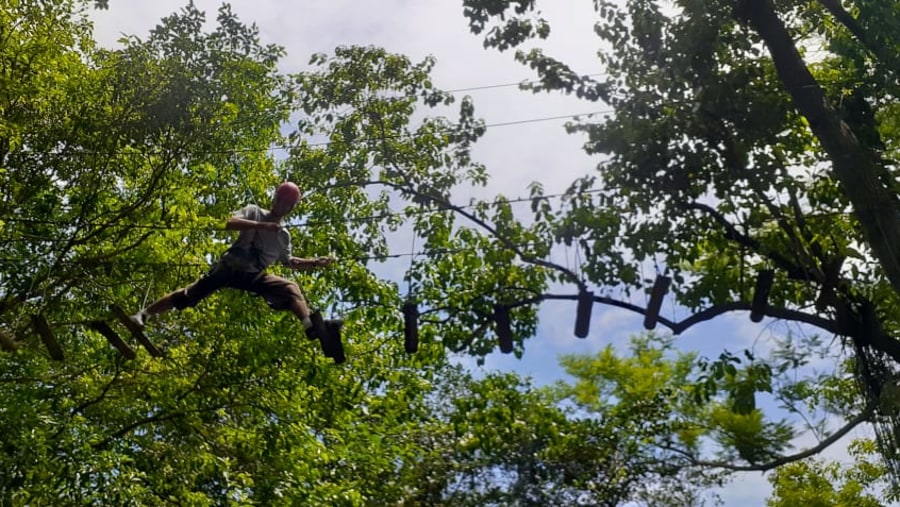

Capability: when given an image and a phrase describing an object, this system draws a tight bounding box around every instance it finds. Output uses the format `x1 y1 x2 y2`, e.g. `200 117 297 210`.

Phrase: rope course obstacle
750 270 775 323
1 172 844 361
493 303 514 354
2 240 801 361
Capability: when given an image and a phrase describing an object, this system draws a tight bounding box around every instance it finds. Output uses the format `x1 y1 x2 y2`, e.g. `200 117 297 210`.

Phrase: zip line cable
7 57 872 161
0 188 607 236
0 246 483 269
3 174 573 267
442 72 609 94
8 109 614 159
0 248 484 296
0 185 587 273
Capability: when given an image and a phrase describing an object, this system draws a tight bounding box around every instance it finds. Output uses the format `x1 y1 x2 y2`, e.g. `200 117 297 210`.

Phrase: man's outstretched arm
225 217 280 231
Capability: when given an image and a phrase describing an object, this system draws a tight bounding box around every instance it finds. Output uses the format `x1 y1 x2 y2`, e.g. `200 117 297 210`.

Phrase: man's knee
259 277 304 311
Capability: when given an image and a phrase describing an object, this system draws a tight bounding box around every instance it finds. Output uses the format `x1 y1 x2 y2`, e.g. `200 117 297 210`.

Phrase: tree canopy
462 0 900 484
1 0 900 504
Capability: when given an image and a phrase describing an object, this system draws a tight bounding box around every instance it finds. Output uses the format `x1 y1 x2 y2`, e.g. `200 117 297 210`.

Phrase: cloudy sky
88 2 872 504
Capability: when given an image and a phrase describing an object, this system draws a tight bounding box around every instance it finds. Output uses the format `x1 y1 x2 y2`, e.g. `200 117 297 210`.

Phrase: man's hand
289 256 334 270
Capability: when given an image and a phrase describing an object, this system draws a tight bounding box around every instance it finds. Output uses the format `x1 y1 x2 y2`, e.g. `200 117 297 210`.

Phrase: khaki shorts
171 263 303 311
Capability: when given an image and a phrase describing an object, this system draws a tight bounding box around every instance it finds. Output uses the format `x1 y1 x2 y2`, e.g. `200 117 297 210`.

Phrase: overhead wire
7 108 614 159
0 247 477 270
1 72 614 163
0 187 607 239
1 186 585 267
0 73 607 272
442 73 608 94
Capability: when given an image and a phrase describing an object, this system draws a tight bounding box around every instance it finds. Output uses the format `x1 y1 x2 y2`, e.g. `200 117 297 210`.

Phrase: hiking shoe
319 319 343 358
325 319 345 364
317 319 343 359
129 311 148 329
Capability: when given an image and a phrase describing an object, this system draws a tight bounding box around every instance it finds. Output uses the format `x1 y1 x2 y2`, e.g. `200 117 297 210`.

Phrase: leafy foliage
461 0 900 480
3 0 898 504
0 1 657 504
766 439 896 507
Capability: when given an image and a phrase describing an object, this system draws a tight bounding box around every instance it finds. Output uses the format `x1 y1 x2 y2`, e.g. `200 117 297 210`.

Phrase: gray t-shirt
220 205 292 272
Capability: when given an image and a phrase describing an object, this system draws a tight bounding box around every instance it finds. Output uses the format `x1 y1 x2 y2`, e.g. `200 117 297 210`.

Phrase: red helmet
274 182 301 205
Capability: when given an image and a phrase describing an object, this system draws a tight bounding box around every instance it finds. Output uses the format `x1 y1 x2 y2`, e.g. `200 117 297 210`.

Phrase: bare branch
374 177 582 285
684 403 875 472
70 363 123 417
680 201 821 283
92 410 186 451
366 110 583 288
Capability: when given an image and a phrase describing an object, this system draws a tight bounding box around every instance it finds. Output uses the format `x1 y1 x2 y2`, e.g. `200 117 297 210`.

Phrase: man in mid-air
130 182 345 362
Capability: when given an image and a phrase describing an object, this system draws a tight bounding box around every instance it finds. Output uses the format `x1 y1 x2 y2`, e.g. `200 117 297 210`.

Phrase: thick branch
514 293 841 336
817 0 871 47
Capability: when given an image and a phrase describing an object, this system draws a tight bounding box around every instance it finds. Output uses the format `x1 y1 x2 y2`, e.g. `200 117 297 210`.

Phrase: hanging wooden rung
90 321 136 360
750 270 775 323
574 290 594 338
494 304 513 354
31 314 63 361
402 301 419 354
111 305 163 357
643 275 671 330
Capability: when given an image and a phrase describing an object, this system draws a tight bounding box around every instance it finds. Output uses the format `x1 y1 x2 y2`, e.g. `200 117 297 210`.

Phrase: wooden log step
110 305 164 357
402 301 419 354
574 290 594 338
31 314 63 361
750 270 775 323
494 304 513 354
644 275 672 330
90 321 136 360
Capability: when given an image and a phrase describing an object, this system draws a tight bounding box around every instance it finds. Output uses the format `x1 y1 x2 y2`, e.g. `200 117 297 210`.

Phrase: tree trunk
737 0 900 302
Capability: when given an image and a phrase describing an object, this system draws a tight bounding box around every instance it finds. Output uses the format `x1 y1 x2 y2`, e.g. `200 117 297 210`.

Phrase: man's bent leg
132 266 229 327
247 274 328 339
288 296 311 324
287 294 328 341
145 292 177 316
